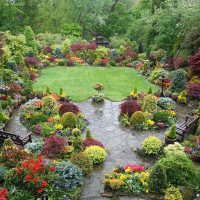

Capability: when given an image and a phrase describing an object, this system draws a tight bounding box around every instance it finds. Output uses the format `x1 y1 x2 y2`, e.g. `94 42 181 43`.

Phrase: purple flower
34 124 42 135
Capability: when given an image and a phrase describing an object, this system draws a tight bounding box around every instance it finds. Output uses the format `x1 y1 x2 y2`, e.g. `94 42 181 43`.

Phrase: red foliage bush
100 59 108 66
66 60 74 66
42 135 67 159
43 45 52 53
9 83 22 93
59 101 80 116
120 99 141 116
71 44 85 52
125 46 137 59
173 56 185 68
25 56 39 67
82 138 104 150
48 55 56 63
29 71 37 81
86 42 97 51
187 83 200 99
189 49 200 75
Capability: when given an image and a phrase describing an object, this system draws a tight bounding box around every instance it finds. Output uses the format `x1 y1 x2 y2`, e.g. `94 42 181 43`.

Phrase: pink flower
124 164 145 172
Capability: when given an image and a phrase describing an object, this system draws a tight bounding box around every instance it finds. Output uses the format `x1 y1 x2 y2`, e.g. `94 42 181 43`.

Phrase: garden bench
176 115 199 141
0 129 32 146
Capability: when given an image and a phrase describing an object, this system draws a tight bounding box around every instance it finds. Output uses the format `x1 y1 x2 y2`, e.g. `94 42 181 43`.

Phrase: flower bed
119 93 176 130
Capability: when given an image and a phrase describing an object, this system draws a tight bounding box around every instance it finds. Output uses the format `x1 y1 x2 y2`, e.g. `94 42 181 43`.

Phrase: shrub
42 96 58 117
82 138 104 150
84 146 107 164
42 135 67 159
59 102 80 116
85 129 92 139
0 166 8 182
157 97 176 110
60 112 77 128
130 111 145 129
142 94 157 113
54 48 63 58
165 125 177 139
153 110 171 124
70 152 93 175
158 154 195 186
164 142 185 157
40 122 54 137
6 61 17 71
189 49 200 75
28 112 48 126
148 163 168 193
120 100 141 116
187 83 200 100
25 140 44 154
25 56 38 67
55 161 83 190
1 139 29 168
170 69 187 93
164 186 183 200
142 136 163 156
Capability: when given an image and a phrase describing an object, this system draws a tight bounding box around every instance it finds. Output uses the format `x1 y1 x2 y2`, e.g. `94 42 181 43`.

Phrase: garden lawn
34 66 158 101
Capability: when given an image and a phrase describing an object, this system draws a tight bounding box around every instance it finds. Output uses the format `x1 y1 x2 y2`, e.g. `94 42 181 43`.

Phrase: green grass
34 66 157 102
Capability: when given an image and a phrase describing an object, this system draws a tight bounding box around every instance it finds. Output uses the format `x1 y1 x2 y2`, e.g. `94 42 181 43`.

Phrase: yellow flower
54 124 63 130
23 148 29 153
169 110 176 117
145 189 149 193
125 167 132 173
130 91 138 98
147 119 155 126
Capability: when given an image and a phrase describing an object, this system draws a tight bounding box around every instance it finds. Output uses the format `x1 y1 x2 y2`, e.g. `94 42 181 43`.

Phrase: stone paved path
5 99 194 200
77 99 192 200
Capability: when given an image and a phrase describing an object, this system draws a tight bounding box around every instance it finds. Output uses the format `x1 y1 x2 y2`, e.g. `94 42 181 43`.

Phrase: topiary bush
142 136 163 156
120 99 141 116
157 97 176 110
82 138 104 150
42 135 67 159
60 112 77 128
55 161 83 190
59 101 80 116
70 152 93 175
130 111 145 129
158 154 195 186
164 186 183 200
170 69 187 93
148 163 168 193
165 125 177 139
142 94 157 113
84 146 107 164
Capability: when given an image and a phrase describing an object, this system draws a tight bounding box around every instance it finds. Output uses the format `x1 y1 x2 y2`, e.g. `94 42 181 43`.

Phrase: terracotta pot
165 136 176 145
21 96 27 103
172 93 178 101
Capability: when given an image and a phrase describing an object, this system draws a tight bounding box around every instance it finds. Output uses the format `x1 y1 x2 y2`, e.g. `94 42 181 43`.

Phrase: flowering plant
124 164 145 172
5 157 56 195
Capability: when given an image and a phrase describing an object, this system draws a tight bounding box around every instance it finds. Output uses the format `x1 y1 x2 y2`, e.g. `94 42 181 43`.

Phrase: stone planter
165 136 176 145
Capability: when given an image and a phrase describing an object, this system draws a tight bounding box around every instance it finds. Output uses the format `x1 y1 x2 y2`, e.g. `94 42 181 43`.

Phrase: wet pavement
5 99 194 200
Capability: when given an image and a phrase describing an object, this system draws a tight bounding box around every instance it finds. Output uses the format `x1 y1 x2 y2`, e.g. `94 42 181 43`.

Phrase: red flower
25 174 32 181
17 168 22 174
32 177 40 182
50 166 56 172
21 161 27 168
41 181 48 187
37 188 43 193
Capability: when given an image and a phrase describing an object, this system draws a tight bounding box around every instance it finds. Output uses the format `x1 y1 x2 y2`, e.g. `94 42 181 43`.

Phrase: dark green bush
70 152 93 175
148 163 168 193
130 111 145 129
0 166 8 182
28 112 48 126
60 112 77 128
153 111 171 124
158 154 195 186
170 69 187 93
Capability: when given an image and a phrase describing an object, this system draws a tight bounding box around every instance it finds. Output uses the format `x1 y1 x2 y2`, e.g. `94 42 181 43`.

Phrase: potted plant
92 83 105 103
165 124 177 144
